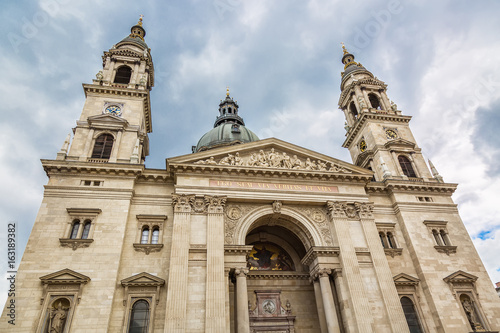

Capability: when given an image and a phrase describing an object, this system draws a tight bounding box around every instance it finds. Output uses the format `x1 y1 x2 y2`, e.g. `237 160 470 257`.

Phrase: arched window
440 230 449 246
432 229 442 246
114 66 132 84
369 93 381 109
91 134 114 159
151 228 159 244
398 155 417 178
128 300 150 333
379 232 387 248
350 101 358 119
141 227 149 244
70 220 80 239
400 297 423 333
387 232 396 248
228 107 232 114
81 220 91 239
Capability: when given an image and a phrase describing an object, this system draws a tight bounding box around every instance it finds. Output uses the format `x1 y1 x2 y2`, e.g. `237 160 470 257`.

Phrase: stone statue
317 161 327 171
462 298 484 331
391 100 398 111
206 156 217 165
291 155 302 169
139 74 147 86
344 121 350 132
49 302 67 333
248 153 259 166
219 154 233 165
258 150 268 167
268 148 281 167
234 152 243 166
95 70 103 81
358 97 366 109
281 152 292 169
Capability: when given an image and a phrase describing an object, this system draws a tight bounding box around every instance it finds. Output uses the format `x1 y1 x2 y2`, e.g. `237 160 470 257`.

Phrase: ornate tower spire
337 45 434 182
64 19 155 164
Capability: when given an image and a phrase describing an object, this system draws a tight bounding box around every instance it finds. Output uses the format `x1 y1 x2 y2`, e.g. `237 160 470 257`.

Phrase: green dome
195 123 259 152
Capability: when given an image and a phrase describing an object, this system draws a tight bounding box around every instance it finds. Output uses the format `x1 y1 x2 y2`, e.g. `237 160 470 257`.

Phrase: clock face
385 129 397 139
359 140 367 152
104 105 122 116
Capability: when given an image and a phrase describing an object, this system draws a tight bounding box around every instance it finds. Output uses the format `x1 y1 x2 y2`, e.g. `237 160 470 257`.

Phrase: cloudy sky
1 0 500 306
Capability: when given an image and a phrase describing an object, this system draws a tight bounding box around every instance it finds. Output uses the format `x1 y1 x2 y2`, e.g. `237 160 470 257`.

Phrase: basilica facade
2 19 500 333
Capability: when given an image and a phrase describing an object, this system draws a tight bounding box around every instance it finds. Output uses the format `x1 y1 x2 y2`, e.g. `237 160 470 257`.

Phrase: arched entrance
230 211 323 332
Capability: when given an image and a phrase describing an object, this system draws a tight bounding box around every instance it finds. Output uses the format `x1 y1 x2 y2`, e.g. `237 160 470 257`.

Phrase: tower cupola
214 87 245 127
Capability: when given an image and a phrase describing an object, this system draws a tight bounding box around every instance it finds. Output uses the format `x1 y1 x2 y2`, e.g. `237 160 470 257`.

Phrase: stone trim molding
59 238 94 251
133 243 164 254
39 268 90 305
301 246 340 266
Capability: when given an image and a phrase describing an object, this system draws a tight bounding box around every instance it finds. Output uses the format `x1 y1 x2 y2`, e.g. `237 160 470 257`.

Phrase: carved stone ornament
171 194 195 213
194 148 353 174
355 202 374 219
326 201 348 219
295 207 333 246
192 197 207 214
133 243 164 255
59 239 94 251
224 204 257 244
272 200 282 214
204 195 227 214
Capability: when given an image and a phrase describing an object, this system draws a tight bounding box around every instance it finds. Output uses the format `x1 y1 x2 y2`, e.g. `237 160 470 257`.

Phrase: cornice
42 160 144 178
343 113 412 148
366 179 457 195
82 84 152 133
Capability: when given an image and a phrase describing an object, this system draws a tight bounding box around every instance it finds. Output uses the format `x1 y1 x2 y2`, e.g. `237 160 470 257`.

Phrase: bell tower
60 16 154 164
338 43 438 182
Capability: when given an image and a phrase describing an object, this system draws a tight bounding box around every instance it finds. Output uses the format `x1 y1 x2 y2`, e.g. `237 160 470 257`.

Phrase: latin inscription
209 180 338 193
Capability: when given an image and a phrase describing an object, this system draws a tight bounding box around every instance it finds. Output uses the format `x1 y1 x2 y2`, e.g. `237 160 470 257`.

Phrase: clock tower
61 16 154 164
338 44 438 182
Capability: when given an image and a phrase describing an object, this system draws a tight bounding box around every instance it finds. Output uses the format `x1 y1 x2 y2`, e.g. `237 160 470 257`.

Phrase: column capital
171 194 195 213
326 201 347 219
318 268 332 278
234 268 249 278
354 202 374 219
204 195 227 214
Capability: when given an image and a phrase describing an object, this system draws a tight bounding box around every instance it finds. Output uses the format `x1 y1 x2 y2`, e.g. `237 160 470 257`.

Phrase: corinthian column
234 268 250 333
317 269 341 333
164 194 195 332
205 195 227 333
355 202 409 333
327 201 374 332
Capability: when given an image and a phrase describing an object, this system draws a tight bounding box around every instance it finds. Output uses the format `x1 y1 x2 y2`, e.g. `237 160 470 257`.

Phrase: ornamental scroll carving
171 194 195 213
204 195 227 214
194 148 353 173
224 204 258 244
293 207 333 246
327 201 374 220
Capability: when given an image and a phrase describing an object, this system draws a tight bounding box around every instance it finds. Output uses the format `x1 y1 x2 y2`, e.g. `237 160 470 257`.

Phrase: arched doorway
230 214 322 332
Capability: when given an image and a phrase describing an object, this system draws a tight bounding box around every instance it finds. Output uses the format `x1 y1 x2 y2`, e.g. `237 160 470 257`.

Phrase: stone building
2 19 500 333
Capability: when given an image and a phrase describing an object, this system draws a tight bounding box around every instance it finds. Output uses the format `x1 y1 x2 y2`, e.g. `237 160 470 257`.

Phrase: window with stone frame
443 271 492 332
91 133 114 160
393 273 428 333
423 220 457 255
114 65 132 84
36 269 90 333
60 208 101 250
376 222 403 257
121 272 165 333
398 155 417 178
133 215 167 254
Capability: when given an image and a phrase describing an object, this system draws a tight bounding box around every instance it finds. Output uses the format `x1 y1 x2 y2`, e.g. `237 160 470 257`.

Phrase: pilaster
205 195 227 333
164 194 195 332
327 201 374 332
355 202 409 333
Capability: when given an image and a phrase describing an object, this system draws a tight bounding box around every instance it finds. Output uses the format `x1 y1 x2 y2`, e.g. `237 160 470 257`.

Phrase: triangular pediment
443 270 478 284
87 114 129 130
384 138 416 150
39 268 90 285
167 138 372 177
393 273 419 286
121 272 165 287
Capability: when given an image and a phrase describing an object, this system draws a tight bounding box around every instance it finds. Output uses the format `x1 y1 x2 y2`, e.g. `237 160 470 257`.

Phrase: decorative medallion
226 206 242 220
262 300 276 315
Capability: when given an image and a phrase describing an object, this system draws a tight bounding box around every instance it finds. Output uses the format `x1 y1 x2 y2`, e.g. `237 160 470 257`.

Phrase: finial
341 42 348 55
138 14 144 26
226 86 230 97
428 160 444 183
